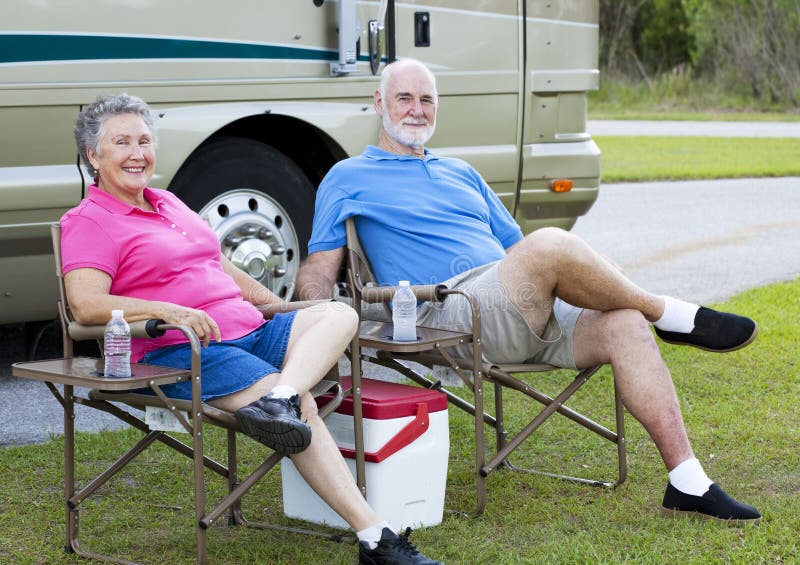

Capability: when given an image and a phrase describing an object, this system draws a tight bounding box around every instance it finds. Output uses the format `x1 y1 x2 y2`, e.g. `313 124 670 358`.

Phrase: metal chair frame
10 223 348 564
344 217 628 515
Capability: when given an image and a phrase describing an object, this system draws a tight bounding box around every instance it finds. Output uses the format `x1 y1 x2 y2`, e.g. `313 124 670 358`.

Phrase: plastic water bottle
104 309 131 378
392 281 417 342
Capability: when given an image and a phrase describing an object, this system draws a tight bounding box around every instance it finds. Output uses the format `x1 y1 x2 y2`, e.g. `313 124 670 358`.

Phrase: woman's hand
160 304 222 347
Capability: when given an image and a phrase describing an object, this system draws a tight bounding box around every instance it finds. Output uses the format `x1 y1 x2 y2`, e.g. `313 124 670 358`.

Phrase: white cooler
281 376 449 531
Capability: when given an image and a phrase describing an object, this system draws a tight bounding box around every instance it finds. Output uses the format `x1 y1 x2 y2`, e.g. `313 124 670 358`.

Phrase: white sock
668 457 713 496
654 296 700 333
357 521 393 549
268 385 298 399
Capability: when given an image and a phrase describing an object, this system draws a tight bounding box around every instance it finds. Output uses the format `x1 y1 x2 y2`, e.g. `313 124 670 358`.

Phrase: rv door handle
414 12 430 47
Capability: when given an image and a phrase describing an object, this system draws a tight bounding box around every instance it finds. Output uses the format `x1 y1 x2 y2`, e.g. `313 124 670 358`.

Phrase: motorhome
0 0 601 324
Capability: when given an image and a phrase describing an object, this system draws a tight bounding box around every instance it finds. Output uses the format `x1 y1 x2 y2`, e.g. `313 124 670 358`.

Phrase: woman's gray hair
74 93 157 178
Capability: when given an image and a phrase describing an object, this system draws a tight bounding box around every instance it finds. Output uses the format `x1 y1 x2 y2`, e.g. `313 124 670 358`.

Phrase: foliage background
598 0 800 110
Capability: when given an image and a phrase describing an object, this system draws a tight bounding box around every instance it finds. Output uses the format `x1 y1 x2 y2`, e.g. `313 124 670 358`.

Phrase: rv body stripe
0 33 360 64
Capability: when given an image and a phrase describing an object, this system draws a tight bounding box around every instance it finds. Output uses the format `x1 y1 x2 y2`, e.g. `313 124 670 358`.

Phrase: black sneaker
234 394 312 454
359 527 443 565
661 482 762 524
654 306 758 352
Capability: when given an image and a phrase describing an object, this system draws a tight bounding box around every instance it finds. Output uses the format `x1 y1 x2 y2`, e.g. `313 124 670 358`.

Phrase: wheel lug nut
224 235 244 245
258 227 274 239
270 244 285 255
273 266 287 277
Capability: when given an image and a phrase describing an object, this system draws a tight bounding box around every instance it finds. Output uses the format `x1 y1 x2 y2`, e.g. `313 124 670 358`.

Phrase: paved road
571 177 800 304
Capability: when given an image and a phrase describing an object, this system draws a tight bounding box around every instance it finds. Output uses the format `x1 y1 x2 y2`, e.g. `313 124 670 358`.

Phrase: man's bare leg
572 308 692 470
498 227 665 336
570 308 760 523
498 227 757 353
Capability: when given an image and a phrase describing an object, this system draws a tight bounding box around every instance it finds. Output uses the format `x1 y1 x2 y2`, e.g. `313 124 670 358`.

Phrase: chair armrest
68 319 167 341
255 299 333 319
360 284 447 304
67 301 332 342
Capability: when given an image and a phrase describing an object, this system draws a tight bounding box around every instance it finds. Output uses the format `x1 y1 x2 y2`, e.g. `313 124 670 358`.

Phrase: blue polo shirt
308 145 523 286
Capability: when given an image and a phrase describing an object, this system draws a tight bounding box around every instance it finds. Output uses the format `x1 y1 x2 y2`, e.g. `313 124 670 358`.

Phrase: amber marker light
549 179 573 193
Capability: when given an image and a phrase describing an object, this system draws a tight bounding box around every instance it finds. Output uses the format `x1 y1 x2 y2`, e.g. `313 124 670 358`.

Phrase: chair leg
202 450 282 529
473 366 487 515
63 385 76 555
63 384 151 565
45 369 349 562
614 385 628 486
493 382 509 455
77 397 231 477
485 370 627 488
70 432 163 508
227 429 242 527
70 518 145 565
190 385 208 565
350 336 368 499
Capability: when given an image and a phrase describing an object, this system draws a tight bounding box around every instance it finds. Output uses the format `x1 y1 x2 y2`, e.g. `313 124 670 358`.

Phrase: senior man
297 58 761 523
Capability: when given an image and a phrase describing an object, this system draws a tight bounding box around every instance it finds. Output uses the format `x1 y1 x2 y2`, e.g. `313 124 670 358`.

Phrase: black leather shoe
359 527 443 565
655 306 758 352
234 394 311 454
661 482 762 524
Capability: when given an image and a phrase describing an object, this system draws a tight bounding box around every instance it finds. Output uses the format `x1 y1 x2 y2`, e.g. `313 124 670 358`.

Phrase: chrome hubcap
199 189 298 299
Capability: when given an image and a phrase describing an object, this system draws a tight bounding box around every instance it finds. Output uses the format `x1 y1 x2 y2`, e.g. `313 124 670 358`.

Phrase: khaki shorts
416 261 583 369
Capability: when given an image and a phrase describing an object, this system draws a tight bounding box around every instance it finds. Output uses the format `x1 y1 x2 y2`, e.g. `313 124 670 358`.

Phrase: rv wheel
169 137 314 300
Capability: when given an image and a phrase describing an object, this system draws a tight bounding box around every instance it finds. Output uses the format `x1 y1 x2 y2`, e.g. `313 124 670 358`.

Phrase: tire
169 137 314 300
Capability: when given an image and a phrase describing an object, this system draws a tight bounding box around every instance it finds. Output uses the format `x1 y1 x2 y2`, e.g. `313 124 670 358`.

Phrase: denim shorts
138 311 297 401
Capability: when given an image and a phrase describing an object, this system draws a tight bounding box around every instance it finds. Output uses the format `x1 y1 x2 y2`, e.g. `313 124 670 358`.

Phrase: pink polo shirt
60 186 266 361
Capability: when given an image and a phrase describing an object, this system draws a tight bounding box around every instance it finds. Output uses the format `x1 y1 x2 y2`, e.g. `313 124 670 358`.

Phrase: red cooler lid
318 376 447 419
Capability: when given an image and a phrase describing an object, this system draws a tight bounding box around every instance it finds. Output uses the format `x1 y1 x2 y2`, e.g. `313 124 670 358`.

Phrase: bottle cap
399 280 410 287
111 309 124 318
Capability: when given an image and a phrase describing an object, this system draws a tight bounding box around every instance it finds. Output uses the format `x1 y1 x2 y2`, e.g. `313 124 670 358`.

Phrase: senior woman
60 94 442 565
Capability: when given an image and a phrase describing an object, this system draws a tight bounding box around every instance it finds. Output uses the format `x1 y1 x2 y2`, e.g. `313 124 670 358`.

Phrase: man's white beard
382 111 436 149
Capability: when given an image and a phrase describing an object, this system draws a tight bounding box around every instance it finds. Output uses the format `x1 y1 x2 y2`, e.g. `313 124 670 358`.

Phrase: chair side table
12 357 192 563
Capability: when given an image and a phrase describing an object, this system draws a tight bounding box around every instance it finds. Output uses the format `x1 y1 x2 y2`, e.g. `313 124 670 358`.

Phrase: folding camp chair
344 217 627 515
10 223 349 565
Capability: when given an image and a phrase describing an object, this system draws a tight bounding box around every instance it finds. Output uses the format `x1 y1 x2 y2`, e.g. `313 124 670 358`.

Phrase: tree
685 0 799 105
599 0 800 106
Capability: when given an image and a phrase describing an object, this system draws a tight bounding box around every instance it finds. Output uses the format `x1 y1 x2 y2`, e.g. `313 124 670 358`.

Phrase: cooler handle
339 402 430 463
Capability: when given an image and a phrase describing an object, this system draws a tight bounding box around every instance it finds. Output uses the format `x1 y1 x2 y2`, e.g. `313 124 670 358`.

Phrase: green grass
596 136 800 182
590 109 800 122
587 76 800 181
1 279 799 564
588 75 800 121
